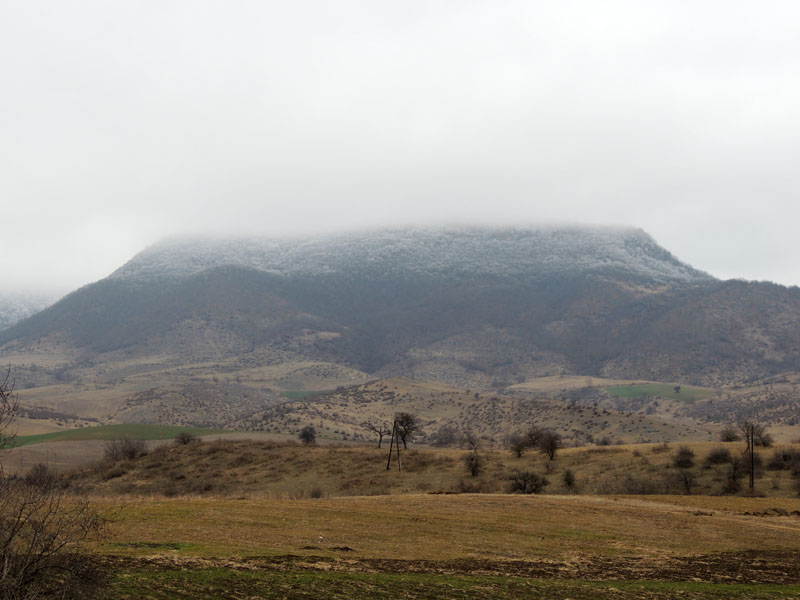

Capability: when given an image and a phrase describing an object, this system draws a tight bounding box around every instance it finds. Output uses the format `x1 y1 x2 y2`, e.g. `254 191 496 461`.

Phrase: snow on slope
110 226 714 285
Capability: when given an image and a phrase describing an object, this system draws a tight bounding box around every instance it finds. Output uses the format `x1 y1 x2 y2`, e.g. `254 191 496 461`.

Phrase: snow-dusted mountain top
111 226 713 285
0 293 56 331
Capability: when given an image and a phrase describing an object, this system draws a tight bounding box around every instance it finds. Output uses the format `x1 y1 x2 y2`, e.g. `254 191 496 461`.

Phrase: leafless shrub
719 425 740 442
508 471 548 494
724 455 747 494
597 473 661 495
738 420 773 447
1 371 106 599
402 450 436 472
676 469 697 494
299 425 317 445
24 463 57 490
766 449 800 471
102 465 127 481
104 437 146 462
174 431 197 445
463 452 482 477
456 479 483 494
672 446 695 469
562 468 576 491
704 447 732 466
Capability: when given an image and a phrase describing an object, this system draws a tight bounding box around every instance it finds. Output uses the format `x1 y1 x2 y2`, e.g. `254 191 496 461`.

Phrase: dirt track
104 550 800 585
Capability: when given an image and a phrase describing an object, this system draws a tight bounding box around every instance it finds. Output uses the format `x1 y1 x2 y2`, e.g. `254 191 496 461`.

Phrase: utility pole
385 420 402 472
749 424 755 491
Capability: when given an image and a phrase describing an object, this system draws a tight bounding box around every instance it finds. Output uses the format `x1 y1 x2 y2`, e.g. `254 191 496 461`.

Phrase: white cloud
3 0 800 290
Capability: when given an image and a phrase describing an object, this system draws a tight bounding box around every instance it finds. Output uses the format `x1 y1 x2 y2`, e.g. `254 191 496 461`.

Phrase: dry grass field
28 436 791 598
94 493 800 598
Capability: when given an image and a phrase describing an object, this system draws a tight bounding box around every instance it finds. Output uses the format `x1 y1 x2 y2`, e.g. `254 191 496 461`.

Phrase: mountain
0 293 55 331
3 225 800 392
109 226 709 284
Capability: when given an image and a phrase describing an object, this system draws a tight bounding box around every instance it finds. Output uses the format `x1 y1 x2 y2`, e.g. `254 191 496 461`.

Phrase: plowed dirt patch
102 550 800 585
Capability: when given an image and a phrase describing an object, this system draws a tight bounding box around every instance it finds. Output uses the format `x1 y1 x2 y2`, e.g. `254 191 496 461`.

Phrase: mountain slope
3 225 800 389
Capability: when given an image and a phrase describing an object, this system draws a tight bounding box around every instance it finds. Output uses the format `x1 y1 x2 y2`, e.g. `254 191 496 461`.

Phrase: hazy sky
3 1 800 294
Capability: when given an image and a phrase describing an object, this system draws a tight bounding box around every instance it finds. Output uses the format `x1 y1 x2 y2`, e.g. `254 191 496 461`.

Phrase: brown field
99 493 800 561
93 493 800 598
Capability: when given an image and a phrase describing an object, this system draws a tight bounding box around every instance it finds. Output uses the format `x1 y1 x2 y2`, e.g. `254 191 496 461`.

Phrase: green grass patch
12 424 228 447
108 568 800 600
109 542 197 551
605 383 716 402
280 390 334 400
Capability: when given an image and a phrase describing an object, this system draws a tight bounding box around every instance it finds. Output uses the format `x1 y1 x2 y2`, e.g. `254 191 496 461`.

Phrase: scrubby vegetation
51 438 800 499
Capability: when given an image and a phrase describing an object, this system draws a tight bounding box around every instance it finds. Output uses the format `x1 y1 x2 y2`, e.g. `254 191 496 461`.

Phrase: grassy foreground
111 569 800 600
94 494 800 598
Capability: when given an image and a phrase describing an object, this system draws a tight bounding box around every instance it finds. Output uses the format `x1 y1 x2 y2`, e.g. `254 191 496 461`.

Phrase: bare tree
737 419 773 449
0 369 105 598
539 430 561 460
363 421 391 448
509 434 528 458
0 368 17 450
525 426 544 449
462 429 479 451
394 412 418 449
463 452 482 477
104 437 147 461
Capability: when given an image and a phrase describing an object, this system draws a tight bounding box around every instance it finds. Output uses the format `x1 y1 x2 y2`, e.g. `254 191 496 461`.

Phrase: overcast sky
3 1 800 294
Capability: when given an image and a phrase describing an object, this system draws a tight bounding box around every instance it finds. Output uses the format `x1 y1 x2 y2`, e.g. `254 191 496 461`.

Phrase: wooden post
386 420 396 471
396 428 402 472
385 420 403 472
751 425 755 490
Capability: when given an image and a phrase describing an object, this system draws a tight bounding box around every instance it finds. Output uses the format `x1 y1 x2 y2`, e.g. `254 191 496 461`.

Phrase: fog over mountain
0 293 57 332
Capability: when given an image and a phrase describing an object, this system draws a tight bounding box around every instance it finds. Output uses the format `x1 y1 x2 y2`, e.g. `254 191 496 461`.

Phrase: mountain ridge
109 226 713 285
2 225 798 393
